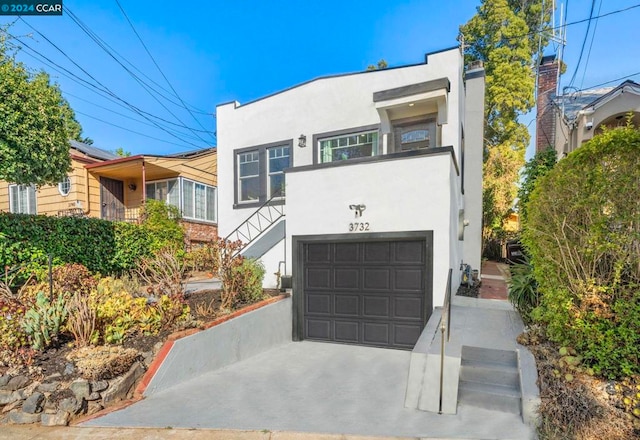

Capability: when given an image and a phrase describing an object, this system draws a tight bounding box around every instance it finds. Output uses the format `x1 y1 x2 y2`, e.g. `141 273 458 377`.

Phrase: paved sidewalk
478 260 509 300
0 426 441 440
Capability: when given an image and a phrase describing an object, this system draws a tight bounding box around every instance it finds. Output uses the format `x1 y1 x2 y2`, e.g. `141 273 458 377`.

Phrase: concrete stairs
458 346 521 414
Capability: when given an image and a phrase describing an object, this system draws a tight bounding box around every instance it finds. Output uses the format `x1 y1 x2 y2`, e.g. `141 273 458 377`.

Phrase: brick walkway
479 260 510 300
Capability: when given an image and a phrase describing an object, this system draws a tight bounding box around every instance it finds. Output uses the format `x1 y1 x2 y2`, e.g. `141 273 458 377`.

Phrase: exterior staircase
224 193 285 259
458 346 522 414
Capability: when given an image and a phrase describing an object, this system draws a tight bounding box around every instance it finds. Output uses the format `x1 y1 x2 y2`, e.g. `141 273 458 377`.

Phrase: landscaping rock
8 409 41 424
57 397 81 415
102 361 144 405
0 390 19 405
1 400 22 414
22 392 44 414
6 375 29 391
87 401 104 416
63 363 75 376
41 410 70 427
90 380 108 393
0 375 9 388
86 392 101 401
69 379 90 400
37 382 60 393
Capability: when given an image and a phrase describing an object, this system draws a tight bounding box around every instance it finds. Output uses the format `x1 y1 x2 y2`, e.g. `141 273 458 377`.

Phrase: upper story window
238 151 260 202
146 177 216 223
9 184 37 214
234 140 293 208
268 146 290 197
58 176 71 197
393 120 437 151
319 131 379 163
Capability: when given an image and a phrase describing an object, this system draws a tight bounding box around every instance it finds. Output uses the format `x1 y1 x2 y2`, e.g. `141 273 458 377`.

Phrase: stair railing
224 190 285 258
438 268 453 414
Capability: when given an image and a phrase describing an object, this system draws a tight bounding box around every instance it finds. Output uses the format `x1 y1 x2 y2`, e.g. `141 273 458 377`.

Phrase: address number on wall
348 222 370 232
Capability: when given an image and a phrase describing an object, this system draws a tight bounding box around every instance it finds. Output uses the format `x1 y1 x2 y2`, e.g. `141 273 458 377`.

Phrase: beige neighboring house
0 140 218 245
536 55 640 156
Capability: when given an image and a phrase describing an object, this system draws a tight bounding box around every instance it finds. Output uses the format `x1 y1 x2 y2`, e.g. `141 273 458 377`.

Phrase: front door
100 177 125 221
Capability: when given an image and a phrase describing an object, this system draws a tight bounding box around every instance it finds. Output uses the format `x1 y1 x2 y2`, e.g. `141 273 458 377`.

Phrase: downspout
84 167 91 215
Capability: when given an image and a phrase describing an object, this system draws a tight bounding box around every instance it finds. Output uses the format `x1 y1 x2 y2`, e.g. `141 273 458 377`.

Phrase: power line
567 0 596 88
12 23 209 150
579 0 603 90
58 10 214 145
114 0 214 139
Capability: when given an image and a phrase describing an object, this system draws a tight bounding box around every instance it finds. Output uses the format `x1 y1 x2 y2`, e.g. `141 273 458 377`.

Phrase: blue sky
2 1 639 157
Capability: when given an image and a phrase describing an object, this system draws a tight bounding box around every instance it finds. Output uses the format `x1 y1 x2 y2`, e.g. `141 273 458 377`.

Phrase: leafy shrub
216 239 245 311
0 213 116 274
22 291 68 350
139 200 185 253
522 125 640 378
184 243 218 273
0 299 28 350
234 259 266 306
111 222 153 272
507 259 538 323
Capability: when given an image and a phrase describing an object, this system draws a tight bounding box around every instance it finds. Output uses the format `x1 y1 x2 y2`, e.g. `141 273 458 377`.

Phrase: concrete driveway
83 341 534 439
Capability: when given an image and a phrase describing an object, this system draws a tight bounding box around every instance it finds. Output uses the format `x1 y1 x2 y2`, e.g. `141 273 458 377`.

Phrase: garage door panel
363 242 391 263
334 321 359 343
363 268 391 290
394 268 423 290
306 268 331 289
302 239 431 350
334 295 359 316
393 296 423 319
335 268 360 289
363 322 390 345
393 324 423 347
307 243 331 263
363 296 390 318
306 293 331 315
335 243 359 262
306 319 331 340
395 241 424 263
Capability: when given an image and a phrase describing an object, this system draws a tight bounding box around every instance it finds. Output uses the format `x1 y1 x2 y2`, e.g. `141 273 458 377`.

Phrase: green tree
0 31 83 186
114 147 131 157
517 146 556 222
367 59 388 71
459 0 553 244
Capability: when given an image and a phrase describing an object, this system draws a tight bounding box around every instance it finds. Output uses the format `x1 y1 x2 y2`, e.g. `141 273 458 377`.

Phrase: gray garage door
303 239 431 350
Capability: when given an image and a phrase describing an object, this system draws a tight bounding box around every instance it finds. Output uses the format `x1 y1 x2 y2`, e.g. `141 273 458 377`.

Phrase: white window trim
58 176 71 197
8 184 37 214
145 177 217 224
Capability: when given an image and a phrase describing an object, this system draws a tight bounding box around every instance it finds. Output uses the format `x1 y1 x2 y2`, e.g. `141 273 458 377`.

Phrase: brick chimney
536 55 559 153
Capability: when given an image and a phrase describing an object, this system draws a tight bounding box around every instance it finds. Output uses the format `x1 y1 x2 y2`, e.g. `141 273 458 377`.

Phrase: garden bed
0 287 282 426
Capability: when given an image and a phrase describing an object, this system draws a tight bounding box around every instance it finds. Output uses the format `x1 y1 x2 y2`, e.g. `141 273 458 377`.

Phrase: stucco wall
285 152 456 308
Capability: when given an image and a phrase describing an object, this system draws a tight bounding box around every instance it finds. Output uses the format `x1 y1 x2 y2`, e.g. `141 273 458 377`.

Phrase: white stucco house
216 46 485 350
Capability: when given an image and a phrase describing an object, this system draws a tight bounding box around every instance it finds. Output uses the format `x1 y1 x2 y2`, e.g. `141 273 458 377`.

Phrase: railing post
438 319 445 414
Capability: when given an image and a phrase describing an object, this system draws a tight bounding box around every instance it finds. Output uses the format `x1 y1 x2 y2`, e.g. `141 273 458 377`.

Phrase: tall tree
459 0 552 243
0 31 83 186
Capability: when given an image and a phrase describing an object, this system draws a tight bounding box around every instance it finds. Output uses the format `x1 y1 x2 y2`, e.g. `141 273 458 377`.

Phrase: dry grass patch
67 346 139 380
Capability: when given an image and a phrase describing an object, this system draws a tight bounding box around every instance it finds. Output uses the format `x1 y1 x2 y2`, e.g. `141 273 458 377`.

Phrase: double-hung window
235 140 292 206
9 184 37 214
146 177 216 223
268 146 290 198
238 151 260 202
319 131 378 163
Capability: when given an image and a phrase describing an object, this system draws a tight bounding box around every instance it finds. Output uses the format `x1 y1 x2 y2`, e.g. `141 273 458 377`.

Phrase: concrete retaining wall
144 297 292 396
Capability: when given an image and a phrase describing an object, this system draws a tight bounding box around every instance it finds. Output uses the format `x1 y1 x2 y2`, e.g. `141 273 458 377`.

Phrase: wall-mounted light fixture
298 134 307 148
128 183 137 192
349 204 366 218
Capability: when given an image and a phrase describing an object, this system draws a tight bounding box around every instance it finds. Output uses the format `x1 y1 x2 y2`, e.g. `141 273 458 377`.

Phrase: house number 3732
348 222 370 232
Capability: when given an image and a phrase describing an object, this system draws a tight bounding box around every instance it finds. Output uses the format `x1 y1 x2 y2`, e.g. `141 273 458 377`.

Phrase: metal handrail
438 268 453 414
224 190 285 258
